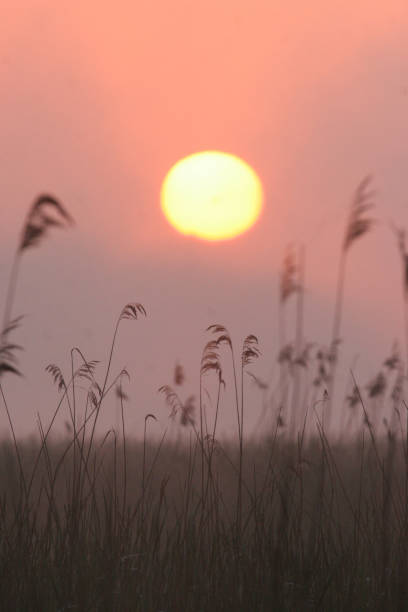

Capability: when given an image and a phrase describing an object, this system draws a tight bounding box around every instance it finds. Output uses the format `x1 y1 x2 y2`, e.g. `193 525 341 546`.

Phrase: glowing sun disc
160 151 263 241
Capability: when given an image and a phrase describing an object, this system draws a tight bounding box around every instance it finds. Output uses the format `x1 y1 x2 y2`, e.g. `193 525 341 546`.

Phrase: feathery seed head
280 245 298 302
343 176 375 252
19 194 74 252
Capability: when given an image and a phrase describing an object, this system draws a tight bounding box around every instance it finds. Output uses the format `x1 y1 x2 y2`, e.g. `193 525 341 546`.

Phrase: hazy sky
1 1 408 438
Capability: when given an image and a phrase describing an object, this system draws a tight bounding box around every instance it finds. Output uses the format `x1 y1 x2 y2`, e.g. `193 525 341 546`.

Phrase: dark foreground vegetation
0 428 408 611
1 181 408 610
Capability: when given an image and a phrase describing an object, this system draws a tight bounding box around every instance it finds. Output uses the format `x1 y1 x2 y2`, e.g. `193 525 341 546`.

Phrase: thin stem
141 415 157 525
70 349 78 505
230 344 241 442
102 317 122 397
278 297 286 389
237 356 244 538
120 378 127 516
199 372 204 504
327 249 348 429
0 383 27 499
85 316 122 469
1 251 21 336
403 294 408 379
289 245 305 438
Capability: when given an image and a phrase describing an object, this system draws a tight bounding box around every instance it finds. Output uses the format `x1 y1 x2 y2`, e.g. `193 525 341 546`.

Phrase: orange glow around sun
160 151 263 241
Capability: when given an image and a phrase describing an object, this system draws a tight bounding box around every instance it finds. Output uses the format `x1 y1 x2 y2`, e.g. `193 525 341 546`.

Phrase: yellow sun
160 151 263 241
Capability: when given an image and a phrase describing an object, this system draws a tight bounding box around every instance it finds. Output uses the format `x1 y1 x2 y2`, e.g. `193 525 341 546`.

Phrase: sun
160 151 263 241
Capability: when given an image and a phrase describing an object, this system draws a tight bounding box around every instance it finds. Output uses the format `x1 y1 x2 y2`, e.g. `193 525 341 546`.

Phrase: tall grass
1 194 74 378
327 176 375 428
1 397 408 610
1 184 408 610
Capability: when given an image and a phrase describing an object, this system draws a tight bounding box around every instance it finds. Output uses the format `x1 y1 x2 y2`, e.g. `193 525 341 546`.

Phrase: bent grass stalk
327 177 375 429
1 195 74 378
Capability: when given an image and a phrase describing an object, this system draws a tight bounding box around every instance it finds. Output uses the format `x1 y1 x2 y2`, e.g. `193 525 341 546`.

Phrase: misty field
1 183 408 611
1 428 408 611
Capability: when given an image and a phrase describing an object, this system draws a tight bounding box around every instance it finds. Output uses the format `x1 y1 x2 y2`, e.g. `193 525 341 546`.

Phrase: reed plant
1 186 408 610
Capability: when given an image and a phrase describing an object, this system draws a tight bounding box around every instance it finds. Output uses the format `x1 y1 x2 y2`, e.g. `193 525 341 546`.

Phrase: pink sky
1 1 408 437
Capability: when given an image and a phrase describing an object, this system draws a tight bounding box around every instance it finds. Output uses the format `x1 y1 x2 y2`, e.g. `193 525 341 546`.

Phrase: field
0 418 407 610
1 186 408 610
